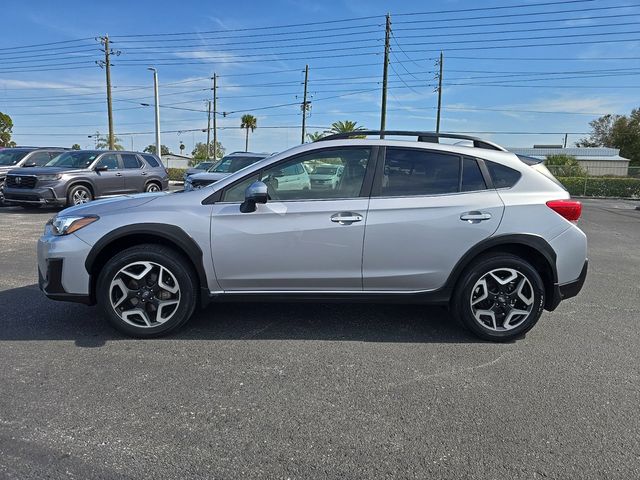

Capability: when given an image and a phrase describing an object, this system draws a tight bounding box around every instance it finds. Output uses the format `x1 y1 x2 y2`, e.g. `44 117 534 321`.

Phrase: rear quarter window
486 161 522 189
141 154 160 168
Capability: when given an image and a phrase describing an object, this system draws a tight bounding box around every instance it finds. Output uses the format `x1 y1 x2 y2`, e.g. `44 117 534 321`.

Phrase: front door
363 148 505 291
94 153 125 196
210 147 374 291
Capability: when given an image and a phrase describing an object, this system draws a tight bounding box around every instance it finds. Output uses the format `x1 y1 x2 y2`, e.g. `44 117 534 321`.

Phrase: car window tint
97 154 120 170
122 153 142 169
222 148 371 202
486 160 522 188
141 154 160 167
461 157 487 192
28 151 52 166
381 148 460 196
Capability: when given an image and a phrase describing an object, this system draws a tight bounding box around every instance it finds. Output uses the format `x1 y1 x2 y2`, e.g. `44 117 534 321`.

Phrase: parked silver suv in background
37 132 587 341
184 151 269 190
4 150 168 208
0 147 67 205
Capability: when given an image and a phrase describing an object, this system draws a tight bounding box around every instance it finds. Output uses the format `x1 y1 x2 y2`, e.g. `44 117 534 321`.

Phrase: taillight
546 199 582 222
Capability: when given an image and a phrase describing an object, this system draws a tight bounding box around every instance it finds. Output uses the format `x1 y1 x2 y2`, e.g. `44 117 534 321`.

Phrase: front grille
6 175 37 189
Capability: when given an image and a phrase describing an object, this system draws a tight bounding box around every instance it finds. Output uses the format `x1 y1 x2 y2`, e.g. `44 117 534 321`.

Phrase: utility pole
99 35 116 150
563 133 568 148
301 64 309 144
206 100 211 155
212 74 218 159
380 13 391 139
436 52 444 133
148 67 161 158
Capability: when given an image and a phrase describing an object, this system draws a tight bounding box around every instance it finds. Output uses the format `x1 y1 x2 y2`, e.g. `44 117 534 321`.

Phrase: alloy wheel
109 261 181 328
72 189 90 205
146 183 160 192
470 268 535 332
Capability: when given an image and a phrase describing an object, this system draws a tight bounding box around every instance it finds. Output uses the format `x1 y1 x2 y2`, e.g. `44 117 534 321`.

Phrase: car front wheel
452 253 545 342
96 244 198 337
67 185 93 206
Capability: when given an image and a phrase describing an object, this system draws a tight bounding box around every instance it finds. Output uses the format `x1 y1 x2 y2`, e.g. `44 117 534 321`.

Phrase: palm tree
327 120 365 135
306 131 326 142
240 114 257 151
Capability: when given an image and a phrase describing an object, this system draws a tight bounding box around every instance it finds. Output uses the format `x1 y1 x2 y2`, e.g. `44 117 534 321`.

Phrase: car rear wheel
96 244 198 338
67 185 93 206
145 182 161 192
452 253 545 342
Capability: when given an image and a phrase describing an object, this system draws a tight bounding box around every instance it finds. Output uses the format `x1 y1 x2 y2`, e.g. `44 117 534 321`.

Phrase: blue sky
1 0 639 155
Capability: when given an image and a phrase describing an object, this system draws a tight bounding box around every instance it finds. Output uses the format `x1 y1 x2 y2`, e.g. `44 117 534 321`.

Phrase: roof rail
316 130 507 152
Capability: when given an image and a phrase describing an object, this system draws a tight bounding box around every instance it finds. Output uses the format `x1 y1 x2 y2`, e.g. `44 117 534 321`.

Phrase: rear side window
141 154 160 167
461 157 487 192
381 148 460 196
122 153 142 169
486 161 522 188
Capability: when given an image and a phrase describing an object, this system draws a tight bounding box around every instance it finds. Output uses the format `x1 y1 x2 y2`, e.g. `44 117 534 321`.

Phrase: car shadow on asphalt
0 285 484 347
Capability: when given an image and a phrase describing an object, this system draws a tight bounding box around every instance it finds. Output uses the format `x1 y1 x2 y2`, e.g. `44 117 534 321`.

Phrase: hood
185 167 204 176
59 192 167 217
189 171 230 182
6 166 85 176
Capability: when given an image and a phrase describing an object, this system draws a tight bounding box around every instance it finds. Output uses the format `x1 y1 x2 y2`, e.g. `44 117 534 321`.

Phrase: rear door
121 153 146 192
362 148 505 291
94 153 125 196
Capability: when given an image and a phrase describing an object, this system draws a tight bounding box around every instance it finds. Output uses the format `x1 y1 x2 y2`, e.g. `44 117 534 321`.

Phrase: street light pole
148 67 161 158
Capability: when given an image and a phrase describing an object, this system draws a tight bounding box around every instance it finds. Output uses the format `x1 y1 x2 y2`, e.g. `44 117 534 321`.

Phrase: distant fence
547 165 640 198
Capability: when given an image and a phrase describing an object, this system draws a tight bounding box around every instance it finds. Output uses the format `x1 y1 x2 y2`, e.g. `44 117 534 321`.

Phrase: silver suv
4 150 168 208
37 132 587 341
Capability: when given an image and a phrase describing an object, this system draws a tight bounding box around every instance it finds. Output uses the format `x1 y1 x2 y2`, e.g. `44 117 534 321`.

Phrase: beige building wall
577 160 629 176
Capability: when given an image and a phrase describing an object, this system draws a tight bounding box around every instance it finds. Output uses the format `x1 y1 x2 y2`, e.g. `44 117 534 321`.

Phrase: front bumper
4 186 66 206
547 259 588 311
37 233 94 304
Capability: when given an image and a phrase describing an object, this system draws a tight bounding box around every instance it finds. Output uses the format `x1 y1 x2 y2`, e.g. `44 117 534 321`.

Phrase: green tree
545 154 587 177
325 120 366 138
95 133 123 150
240 114 257 151
0 112 15 147
191 141 225 164
71 143 81 150
143 144 170 155
306 131 326 142
577 109 640 166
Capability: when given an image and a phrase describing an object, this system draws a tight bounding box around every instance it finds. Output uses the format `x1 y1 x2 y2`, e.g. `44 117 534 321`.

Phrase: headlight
184 179 193 191
36 174 62 181
47 215 99 236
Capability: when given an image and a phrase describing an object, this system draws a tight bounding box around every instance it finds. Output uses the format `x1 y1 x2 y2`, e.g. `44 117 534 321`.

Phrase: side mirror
95 165 108 172
240 181 268 213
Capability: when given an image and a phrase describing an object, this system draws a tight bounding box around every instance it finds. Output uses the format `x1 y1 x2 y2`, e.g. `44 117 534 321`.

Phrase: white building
161 153 191 169
509 146 630 176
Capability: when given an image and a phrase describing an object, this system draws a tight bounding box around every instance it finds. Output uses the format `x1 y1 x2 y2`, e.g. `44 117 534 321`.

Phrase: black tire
67 184 93 206
145 181 161 193
451 253 545 342
96 244 198 338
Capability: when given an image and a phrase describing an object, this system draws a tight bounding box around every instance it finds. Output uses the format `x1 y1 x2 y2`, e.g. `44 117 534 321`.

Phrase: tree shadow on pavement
0 284 482 347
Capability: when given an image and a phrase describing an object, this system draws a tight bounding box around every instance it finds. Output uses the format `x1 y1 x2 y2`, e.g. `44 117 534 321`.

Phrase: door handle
141 172 148 176
331 212 363 225
460 211 492 223
115 172 123 177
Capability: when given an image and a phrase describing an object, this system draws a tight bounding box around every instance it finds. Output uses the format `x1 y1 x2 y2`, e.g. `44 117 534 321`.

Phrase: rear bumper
547 259 588 311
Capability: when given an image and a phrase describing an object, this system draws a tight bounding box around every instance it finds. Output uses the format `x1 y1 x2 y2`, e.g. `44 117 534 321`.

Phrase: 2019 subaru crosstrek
37 132 587 341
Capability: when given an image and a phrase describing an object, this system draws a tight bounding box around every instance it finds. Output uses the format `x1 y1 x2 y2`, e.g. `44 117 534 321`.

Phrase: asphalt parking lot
0 199 638 479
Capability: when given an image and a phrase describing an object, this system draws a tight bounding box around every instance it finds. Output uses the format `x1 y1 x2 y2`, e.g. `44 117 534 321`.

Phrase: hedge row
557 176 640 198
166 168 187 182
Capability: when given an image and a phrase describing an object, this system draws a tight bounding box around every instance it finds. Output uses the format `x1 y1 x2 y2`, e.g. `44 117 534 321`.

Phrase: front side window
96 154 120 170
222 148 371 202
122 153 142 169
381 148 460 196
46 151 99 168
25 151 52 166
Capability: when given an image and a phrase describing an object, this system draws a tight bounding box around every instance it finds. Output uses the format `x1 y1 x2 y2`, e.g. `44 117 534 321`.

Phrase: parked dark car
0 147 67 204
3 150 168 208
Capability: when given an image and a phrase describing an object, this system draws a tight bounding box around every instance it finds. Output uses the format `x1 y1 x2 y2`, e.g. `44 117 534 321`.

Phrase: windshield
0 150 30 166
195 162 214 170
46 151 99 169
210 156 262 173
314 167 338 175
